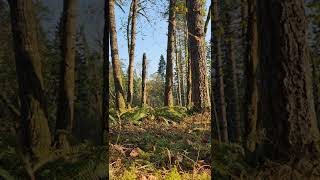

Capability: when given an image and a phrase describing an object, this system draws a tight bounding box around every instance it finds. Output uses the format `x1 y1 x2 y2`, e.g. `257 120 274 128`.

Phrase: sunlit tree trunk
8 0 51 158
110 0 126 112
164 0 176 107
186 0 210 111
127 0 138 108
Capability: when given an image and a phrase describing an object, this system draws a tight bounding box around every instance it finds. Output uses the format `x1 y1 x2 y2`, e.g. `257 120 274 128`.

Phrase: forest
0 0 320 179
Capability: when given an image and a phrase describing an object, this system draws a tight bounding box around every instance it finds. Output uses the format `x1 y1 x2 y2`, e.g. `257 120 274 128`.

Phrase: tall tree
258 0 320 160
223 0 241 143
164 0 176 107
110 0 126 112
186 0 210 111
243 0 259 153
102 0 110 146
141 53 147 106
212 0 228 142
55 0 77 149
7 0 51 158
127 0 138 108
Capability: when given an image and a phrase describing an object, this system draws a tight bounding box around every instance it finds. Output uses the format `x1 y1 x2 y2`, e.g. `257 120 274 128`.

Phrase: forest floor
109 110 211 180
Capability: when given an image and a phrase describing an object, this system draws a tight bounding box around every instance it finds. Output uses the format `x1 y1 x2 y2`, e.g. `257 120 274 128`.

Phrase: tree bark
164 0 176 107
102 0 109 147
212 0 228 143
258 0 320 160
243 0 259 153
8 0 51 158
186 0 210 111
223 0 241 143
127 0 138 108
141 53 147 106
55 0 77 150
110 0 126 112
185 22 192 108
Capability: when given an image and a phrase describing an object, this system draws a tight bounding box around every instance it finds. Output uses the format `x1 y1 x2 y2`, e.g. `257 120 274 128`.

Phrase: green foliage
158 54 166 80
165 166 181 180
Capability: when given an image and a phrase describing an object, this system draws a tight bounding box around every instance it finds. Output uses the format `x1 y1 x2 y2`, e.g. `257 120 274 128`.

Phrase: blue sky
115 0 211 75
41 0 211 76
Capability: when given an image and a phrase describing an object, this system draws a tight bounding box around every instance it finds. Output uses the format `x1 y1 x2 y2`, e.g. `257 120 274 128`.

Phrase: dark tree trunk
186 0 210 111
243 0 259 153
210 3 221 143
141 53 147 106
212 0 228 143
127 0 138 108
110 0 126 112
55 0 77 150
102 0 109 146
8 0 51 158
164 0 176 107
224 1 242 143
258 0 320 160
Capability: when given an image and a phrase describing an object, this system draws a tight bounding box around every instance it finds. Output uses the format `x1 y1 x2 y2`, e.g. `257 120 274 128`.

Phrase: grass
109 107 211 180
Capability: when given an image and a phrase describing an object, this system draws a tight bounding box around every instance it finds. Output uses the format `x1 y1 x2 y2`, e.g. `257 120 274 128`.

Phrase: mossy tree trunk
110 0 126 112
8 0 51 158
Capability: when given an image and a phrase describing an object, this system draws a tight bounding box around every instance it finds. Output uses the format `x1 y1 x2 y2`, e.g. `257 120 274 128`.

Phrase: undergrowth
109 106 211 179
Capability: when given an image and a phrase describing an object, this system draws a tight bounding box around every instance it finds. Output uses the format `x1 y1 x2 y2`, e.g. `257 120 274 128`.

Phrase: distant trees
7 0 51 158
158 54 166 81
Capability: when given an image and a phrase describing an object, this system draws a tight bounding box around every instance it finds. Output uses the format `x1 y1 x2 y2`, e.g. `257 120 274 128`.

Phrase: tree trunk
174 31 182 106
127 0 138 108
179 50 185 106
243 0 259 153
224 1 241 143
185 22 192 108
258 0 320 160
210 3 221 143
141 53 147 106
110 0 126 112
102 0 109 146
55 0 77 150
8 0 51 158
212 0 228 143
186 0 210 111
164 0 176 107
